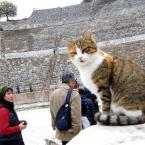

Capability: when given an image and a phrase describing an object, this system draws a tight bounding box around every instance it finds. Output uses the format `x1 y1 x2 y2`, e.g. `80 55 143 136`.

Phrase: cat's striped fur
67 32 145 125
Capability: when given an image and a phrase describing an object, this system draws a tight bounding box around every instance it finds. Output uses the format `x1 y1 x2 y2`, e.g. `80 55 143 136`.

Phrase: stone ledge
15 102 49 111
68 124 145 145
1 33 145 59
0 49 53 59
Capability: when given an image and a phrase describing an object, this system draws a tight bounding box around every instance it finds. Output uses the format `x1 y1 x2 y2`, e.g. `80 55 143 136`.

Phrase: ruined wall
0 0 145 96
14 90 50 105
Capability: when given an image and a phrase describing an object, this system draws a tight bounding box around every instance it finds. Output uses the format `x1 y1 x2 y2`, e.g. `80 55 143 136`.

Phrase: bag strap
65 88 73 105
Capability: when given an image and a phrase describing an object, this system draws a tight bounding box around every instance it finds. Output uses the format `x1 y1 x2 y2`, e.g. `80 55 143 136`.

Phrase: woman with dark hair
0 86 27 145
78 87 99 126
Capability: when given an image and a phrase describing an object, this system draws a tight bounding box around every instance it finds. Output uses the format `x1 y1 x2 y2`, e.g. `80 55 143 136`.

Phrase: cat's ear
84 31 93 40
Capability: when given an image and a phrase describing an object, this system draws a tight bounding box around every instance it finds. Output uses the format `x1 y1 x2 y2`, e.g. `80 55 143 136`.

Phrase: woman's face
4 90 14 103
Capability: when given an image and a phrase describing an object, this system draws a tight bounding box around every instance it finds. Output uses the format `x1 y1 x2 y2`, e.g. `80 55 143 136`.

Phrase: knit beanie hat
0 86 13 100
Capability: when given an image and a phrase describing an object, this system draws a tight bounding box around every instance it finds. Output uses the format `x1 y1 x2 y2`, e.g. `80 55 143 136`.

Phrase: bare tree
0 1 17 21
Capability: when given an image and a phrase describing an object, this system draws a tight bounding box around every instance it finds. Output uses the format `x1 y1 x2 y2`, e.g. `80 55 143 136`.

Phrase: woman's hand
20 120 27 125
19 122 27 130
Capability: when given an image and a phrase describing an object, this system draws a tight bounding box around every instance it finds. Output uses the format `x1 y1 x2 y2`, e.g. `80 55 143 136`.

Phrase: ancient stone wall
0 53 55 92
0 0 145 100
1 34 145 94
14 90 50 105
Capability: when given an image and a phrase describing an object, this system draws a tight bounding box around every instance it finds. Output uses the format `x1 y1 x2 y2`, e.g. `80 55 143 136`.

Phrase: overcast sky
0 0 82 20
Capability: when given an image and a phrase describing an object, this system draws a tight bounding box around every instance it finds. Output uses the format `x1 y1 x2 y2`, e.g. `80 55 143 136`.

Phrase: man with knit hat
0 86 27 145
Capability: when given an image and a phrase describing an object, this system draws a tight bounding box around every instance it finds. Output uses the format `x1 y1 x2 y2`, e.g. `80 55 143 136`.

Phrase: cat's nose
79 56 82 60
79 57 84 62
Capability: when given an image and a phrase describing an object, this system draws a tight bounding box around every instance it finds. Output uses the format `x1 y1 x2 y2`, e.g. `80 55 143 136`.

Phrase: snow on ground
17 107 61 145
17 107 145 145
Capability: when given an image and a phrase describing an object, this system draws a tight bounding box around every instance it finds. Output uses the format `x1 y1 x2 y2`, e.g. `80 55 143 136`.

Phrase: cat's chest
80 72 98 95
80 70 103 111
77 55 105 110
78 55 104 95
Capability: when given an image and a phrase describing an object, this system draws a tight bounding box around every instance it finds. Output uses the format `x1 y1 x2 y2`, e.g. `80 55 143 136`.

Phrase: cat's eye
82 47 90 53
71 52 77 55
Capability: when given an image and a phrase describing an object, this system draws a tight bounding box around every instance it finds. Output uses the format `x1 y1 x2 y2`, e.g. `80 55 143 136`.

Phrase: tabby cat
67 32 145 125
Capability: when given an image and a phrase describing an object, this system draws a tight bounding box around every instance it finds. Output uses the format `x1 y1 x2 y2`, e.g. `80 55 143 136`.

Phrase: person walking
0 86 27 145
50 73 82 145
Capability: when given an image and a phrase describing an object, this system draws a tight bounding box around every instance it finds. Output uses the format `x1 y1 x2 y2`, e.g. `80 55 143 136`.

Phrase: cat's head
67 32 97 66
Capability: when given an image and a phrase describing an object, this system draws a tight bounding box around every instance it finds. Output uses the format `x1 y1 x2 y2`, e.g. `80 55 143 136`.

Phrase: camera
23 121 27 125
20 120 27 125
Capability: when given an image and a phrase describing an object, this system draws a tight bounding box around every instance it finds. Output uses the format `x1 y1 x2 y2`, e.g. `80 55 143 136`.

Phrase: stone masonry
0 0 145 97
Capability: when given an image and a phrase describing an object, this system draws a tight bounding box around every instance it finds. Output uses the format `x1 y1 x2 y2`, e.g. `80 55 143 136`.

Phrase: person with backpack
50 72 82 145
0 86 27 145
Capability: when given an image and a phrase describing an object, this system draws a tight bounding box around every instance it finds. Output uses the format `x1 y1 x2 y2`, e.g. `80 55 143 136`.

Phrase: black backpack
55 88 72 131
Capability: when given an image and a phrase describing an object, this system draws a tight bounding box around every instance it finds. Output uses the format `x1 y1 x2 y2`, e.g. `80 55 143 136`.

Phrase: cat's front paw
94 112 101 122
95 112 109 124
99 113 108 122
